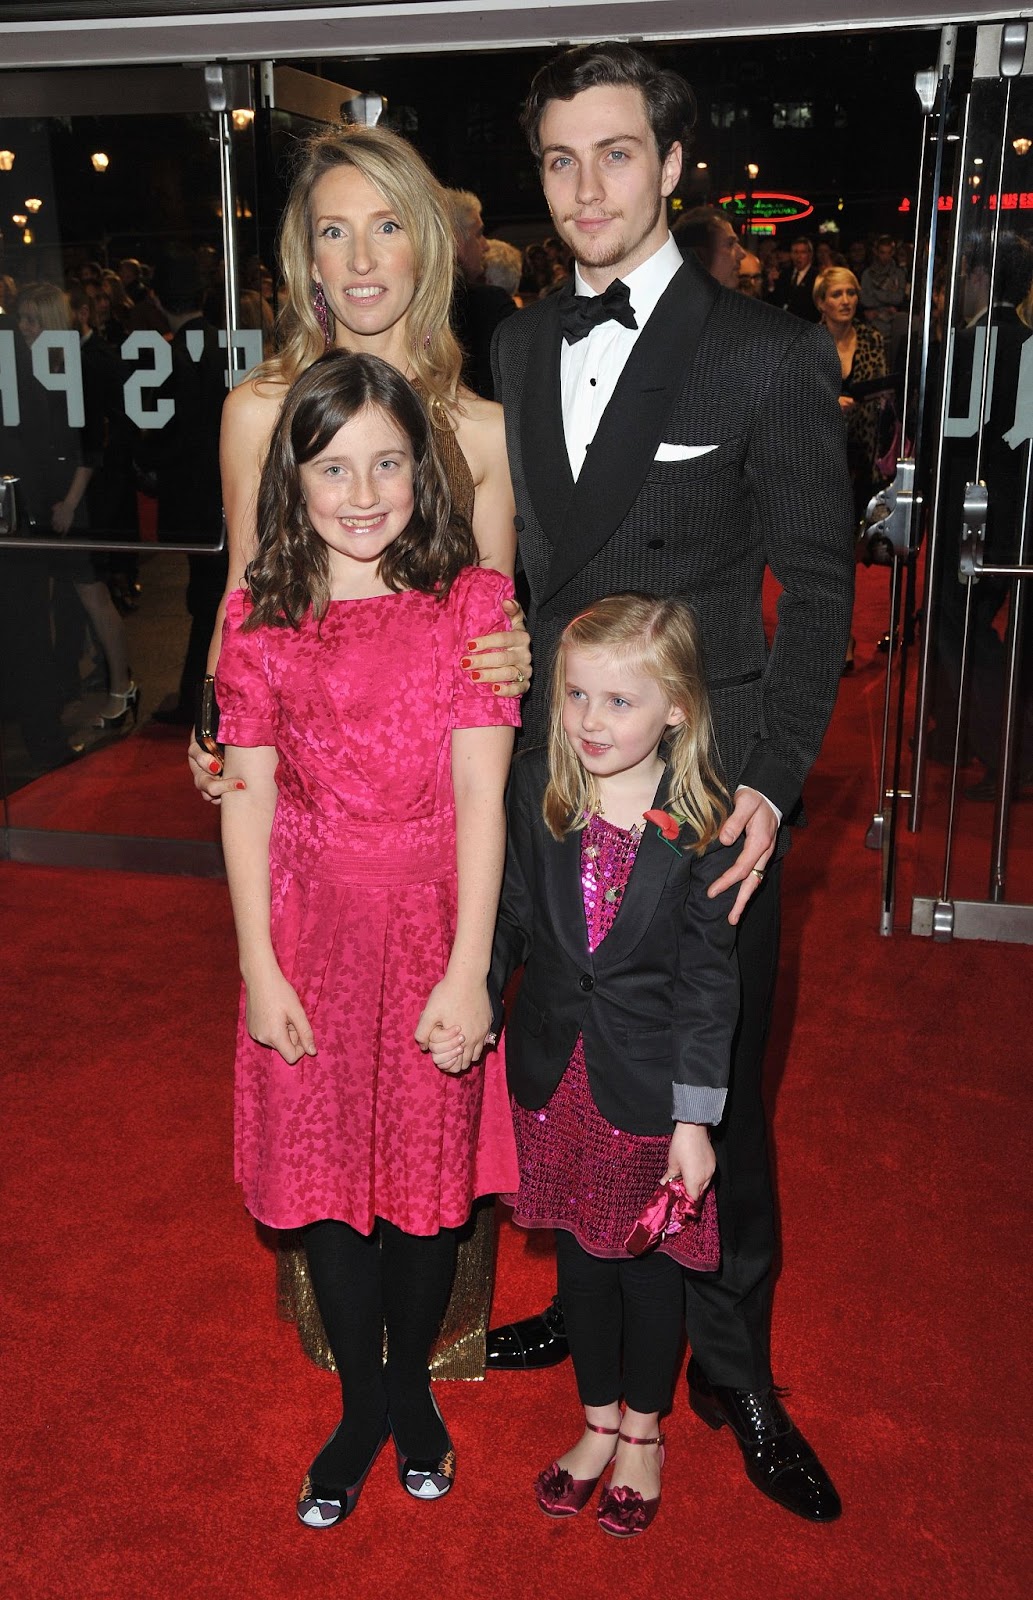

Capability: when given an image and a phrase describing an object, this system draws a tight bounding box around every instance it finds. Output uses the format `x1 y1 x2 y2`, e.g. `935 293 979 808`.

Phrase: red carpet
2 567 1030 1599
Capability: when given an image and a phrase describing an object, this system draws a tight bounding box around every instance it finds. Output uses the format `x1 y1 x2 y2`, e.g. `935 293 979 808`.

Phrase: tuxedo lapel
520 286 575 547
596 768 680 971
540 259 719 607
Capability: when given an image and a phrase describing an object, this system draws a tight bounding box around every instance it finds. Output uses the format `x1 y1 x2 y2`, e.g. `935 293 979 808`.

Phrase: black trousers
555 1229 684 1415
683 858 782 1389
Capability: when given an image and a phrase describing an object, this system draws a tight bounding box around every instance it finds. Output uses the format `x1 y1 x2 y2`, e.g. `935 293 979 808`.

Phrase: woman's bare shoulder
450 393 507 477
224 372 289 427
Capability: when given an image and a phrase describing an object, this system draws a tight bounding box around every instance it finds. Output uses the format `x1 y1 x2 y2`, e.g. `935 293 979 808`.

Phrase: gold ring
515 670 525 684
751 867 765 880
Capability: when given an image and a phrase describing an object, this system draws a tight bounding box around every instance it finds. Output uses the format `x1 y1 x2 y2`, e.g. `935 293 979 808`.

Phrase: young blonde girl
433 594 742 1538
218 350 518 1528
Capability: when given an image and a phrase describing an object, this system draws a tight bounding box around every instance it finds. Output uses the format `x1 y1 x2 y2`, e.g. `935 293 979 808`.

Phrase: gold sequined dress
275 385 496 1380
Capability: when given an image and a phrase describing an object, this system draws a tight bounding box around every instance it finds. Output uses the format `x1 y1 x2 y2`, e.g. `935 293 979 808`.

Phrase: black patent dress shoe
687 1358 841 1522
485 1294 570 1370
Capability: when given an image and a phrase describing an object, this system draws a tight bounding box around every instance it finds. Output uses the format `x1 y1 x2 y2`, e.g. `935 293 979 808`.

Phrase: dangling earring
312 280 332 349
423 331 432 350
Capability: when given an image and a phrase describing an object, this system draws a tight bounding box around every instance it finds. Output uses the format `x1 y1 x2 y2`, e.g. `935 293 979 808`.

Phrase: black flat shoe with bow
687 1358 841 1522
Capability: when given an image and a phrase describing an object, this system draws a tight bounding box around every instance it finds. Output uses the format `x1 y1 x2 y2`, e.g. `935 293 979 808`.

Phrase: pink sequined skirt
508 1038 720 1272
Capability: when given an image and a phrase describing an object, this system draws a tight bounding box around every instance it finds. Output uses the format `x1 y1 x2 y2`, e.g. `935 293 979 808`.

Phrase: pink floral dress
217 566 520 1235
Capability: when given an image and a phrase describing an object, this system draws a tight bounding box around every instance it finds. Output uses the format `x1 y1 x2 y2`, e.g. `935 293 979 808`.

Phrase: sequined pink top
509 814 719 1270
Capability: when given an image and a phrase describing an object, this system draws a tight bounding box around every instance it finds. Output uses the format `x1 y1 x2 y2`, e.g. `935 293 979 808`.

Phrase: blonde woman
815 267 888 671
190 123 527 802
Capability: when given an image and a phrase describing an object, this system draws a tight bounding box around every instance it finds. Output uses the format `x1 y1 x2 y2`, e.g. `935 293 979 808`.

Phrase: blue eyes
318 220 402 240
549 150 629 171
567 689 630 708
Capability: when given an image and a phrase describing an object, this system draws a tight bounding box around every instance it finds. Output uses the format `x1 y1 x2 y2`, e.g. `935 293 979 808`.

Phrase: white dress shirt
558 232 781 830
561 233 684 480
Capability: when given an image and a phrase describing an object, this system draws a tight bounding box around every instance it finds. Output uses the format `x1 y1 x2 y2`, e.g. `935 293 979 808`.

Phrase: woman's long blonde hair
261 124 463 417
14 281 71 334
544 593 729 852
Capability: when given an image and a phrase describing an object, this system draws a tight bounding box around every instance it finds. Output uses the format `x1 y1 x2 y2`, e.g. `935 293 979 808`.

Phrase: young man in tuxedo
482 42 853 1523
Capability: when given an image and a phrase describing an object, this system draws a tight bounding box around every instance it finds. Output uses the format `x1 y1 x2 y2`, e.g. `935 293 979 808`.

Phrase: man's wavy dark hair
520 42 696 164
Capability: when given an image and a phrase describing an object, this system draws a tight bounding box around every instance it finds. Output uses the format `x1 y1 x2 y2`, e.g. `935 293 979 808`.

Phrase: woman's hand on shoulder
463 597 531 698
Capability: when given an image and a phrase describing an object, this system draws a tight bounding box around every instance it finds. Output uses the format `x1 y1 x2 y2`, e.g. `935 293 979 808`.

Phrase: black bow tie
560 279 638 345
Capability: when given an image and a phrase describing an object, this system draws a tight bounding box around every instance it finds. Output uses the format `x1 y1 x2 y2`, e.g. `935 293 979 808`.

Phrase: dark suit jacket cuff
737 744 801 820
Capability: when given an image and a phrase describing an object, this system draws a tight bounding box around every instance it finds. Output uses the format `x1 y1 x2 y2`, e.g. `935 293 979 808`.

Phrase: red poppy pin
643 808 685 855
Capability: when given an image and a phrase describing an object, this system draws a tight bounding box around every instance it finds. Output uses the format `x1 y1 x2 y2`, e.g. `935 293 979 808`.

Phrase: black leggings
301 1217 459 1485
555 1229 684 1416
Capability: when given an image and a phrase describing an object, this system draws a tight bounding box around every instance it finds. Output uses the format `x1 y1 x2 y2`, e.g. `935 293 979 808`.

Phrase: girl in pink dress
217 350 518 1528
431 595 743 1539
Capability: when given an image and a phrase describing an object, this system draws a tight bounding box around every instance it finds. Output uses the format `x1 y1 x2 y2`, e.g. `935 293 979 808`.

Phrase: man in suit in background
444 187 517 400
770 235 821 322
484 42 853 1523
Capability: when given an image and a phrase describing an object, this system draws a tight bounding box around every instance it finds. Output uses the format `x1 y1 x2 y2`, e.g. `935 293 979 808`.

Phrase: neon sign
718 191 813 223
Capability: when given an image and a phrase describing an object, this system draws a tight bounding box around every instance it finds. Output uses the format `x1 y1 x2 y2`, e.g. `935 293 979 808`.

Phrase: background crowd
2 185 1032 791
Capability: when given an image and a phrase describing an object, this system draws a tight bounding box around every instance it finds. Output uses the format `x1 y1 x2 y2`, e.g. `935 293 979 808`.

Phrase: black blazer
490 750 742 1137
492 255 854 845
770 264 821 322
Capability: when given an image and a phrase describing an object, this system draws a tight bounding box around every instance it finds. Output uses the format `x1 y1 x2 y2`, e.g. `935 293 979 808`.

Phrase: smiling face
309 164 417 350
538 84 682 291
299 404 415 595
561 645 684 786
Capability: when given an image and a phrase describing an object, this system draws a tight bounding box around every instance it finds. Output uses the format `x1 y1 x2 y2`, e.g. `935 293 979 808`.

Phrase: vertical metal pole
909 83 973 833
988 442 1033 900
876 553 904 933
218 106 240 394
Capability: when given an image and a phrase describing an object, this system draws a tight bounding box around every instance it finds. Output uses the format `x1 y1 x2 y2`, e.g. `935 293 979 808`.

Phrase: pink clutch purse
624 1177 720 1272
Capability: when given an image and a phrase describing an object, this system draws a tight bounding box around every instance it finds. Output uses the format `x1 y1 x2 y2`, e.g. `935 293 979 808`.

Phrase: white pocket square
654 442 718 461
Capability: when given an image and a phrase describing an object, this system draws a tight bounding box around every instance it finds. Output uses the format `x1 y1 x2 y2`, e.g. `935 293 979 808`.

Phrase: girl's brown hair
543 593 729 852
244 350 477 630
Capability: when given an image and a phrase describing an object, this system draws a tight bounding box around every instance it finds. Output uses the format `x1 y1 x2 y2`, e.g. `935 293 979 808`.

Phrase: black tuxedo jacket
491 254 854 843
770 264 821 322
490 750 742 1136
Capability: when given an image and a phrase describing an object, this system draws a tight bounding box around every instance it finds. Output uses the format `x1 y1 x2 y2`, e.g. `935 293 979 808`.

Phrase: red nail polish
235 780 246 790
467 640 477 651
460 656 471 669
209 760 221 773
492 683 502 693
470 670 481 680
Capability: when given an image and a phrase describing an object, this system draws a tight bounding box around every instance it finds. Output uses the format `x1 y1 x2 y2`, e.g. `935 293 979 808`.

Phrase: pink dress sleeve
215 589 278 747
449 566 522 733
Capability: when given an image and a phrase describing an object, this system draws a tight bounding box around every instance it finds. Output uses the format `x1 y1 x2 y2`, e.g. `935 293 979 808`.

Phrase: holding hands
416 977 495 1075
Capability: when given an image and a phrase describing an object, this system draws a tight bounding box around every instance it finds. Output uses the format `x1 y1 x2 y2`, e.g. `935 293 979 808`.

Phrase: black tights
301 1217 459 1490
555 1230 684 1416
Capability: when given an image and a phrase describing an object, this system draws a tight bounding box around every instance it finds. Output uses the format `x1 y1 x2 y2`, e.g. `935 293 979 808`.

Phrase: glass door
0 63 263 872
869 20 1033 942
